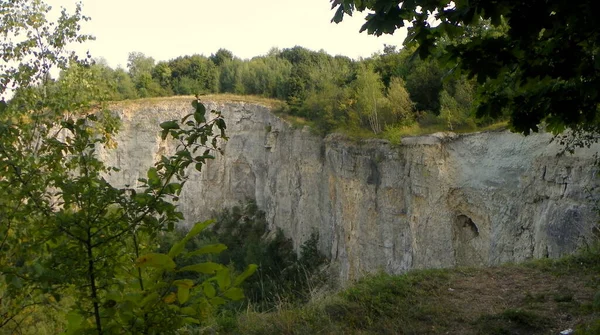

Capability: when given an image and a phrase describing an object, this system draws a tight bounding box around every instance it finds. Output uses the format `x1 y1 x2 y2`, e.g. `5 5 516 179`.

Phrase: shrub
160 200 328 312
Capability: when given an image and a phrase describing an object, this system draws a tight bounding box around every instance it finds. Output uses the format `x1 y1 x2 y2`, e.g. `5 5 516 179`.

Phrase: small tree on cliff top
0 1 254 334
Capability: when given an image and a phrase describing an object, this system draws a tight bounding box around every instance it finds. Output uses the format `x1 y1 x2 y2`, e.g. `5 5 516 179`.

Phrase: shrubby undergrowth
159 200 328 313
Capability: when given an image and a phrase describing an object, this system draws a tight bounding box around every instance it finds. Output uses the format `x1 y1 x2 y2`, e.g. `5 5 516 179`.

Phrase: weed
524 292 547 304
554 292 575 303
576 319 600 335
475 308 548 334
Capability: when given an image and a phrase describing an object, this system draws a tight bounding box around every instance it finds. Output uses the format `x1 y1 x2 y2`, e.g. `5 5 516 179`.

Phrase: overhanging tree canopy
331 0 600 136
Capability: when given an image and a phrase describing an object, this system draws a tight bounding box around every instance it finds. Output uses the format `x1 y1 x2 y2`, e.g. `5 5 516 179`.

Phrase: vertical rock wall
100 98 599 284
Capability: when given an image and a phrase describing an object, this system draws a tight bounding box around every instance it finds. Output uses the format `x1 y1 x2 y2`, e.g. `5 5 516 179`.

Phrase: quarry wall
100 99 599 283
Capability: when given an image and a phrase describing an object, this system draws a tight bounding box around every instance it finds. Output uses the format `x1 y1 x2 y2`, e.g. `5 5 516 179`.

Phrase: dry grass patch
107 94 285 110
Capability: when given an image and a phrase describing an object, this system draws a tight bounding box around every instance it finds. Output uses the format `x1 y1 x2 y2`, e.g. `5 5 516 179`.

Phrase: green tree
372 44 411 88
353 64 388 133
296 54 355 131
177 201 326 312
405 58 444 114
331 0 600 136
113 67 138 100
386 77 414 125
301 81 352 132
218 58 246 94
0 2 253 333
209 48 234 67
279 46 355 119
241 55 292 99
127 52 166 97
280 46 316 113
438 75 478 130
152 61 174 93
48 58 133 104
127 52 156 82
169 55 219 95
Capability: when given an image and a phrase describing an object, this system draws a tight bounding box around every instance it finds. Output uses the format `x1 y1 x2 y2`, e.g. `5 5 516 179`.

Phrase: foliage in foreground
0 91 251 333
0 2 255 334
331 0 600 138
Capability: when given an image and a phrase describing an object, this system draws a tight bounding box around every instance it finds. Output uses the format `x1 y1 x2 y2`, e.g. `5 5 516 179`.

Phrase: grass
383 120 509 145
210 248 600 335
108 94 509 141
107 94 285 110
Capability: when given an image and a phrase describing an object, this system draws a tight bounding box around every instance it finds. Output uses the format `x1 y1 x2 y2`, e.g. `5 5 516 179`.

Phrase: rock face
101 98 600 283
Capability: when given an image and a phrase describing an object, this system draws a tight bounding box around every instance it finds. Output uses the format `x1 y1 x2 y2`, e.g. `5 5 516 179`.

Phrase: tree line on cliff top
14 42 493 136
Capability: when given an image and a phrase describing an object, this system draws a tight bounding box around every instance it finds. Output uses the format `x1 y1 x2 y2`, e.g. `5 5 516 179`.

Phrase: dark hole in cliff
453 214 484 267
456 215 479 240
367 159 381 186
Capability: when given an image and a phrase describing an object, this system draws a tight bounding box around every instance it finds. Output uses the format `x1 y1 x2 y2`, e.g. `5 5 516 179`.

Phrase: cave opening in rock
456 214 479 240
453 214 484 267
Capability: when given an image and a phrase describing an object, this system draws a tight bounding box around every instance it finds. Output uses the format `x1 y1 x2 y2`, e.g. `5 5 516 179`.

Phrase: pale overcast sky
46 0 407 68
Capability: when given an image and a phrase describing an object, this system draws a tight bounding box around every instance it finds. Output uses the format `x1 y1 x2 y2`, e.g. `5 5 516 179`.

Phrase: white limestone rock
99 98 600 284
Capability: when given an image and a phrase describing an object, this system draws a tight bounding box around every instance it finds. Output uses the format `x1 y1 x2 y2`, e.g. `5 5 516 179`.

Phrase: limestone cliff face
101 98 600 283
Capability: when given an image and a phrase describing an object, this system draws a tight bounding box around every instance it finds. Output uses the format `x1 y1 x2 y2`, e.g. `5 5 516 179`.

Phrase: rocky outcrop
100 98 600 283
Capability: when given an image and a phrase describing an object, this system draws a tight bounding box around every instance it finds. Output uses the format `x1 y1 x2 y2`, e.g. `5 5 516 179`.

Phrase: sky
46 0 408 68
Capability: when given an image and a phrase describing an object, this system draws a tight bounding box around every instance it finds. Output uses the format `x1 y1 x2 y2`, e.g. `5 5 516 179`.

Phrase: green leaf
140 292 160 308
194 102 206 123
183 317 200 324
163 292 177 304
234 264 258 286
186 243 227 258
203 282 216 298
135 253 176 270
210 297 227 306
173 279 194 289
147 167 160 186
178 286 190 304
168 240 186 259
164 182 182 195
198 297 212 316
223 287 244 301
133 192 153 206
216 268 231 291
181 306 196 316
124 292 143 303
216 118 227 130
179 262 223 274
159 120 180 130
167 304 181 312
185 219 215 240
63 310 84 335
